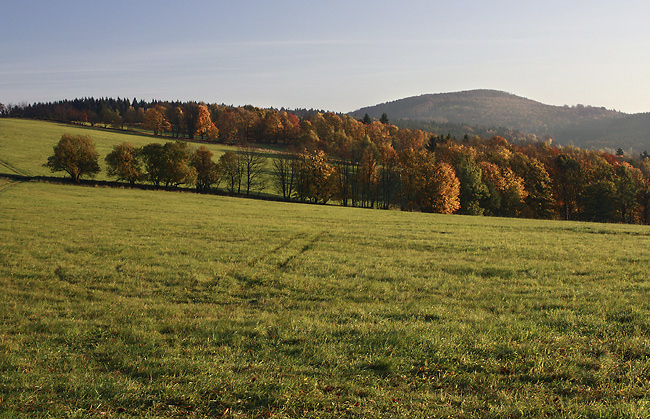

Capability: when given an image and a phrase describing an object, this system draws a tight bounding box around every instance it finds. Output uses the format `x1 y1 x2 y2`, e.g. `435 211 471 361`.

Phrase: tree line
8 96 650 224
44 134 269 195
45 128 650 224
3 97 431 150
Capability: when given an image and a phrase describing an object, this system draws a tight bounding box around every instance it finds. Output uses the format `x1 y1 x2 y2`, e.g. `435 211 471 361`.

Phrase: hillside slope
350 90 650 151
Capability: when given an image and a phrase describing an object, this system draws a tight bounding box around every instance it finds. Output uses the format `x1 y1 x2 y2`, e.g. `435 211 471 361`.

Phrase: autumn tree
399 150 460 213
296 150 337 204
44 134 100 182
262 111 283 143
279 111 301 144
214 106 252 144
167 106 186 138
123 106 143 129
139 143 166 186
478 161 528 217
191 146 220 192
434 163 462 214
105 142 143 185
365 121 393 150
160 141 196 187
297 127 320 151
392 129 427 152
101 107 122 129
144 105 171 136
195 103 219 140
509 154 556 219
398 149 431 211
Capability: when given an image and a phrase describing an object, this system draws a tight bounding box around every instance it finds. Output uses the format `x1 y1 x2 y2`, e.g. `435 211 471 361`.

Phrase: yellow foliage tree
399 150 460 213
195 103 219 141
478 161 528 216
296 150 337 204
143 105 171 136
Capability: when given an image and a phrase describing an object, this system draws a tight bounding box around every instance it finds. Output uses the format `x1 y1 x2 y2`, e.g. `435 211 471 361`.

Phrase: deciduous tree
160 141 196 187
139 143 166 186
272 153 299 200
240 147 267 195
44 134 100 182
399 150 460 214
296 150 337 204
220 151 243 194
510 154 556 219
377 147 401 210
144 105 171 136
105 142 143 185
554 154 583 220
478 161 528 217
191 146 220 192
195 103 219 140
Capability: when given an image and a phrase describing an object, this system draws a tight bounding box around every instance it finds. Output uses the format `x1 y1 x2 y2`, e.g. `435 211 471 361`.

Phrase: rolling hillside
350 90 650 152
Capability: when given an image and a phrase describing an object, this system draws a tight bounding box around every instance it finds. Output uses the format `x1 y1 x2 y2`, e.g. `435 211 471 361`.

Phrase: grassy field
1 179 650 418
0 118 262 182
2 119 650 417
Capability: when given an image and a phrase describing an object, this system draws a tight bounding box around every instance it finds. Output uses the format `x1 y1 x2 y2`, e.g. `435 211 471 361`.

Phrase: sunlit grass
0 118 239 180
1 180 650 417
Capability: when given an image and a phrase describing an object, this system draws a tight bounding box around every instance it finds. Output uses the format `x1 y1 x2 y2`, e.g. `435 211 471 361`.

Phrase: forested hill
350 90 650 152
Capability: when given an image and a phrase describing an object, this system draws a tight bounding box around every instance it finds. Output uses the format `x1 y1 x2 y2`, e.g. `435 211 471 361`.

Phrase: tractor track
0 158 31 177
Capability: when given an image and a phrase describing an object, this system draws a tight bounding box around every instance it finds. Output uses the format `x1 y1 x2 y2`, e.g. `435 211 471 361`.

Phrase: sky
2 0 650 114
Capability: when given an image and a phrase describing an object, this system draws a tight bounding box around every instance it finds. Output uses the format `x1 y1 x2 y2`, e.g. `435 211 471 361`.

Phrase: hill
350 90 650 152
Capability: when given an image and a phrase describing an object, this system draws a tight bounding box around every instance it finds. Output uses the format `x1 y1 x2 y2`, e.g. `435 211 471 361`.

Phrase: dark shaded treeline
7 97 650 224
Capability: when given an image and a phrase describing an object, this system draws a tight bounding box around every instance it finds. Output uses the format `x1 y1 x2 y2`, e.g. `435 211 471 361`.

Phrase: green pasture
0 118 250 181
1 178 650 417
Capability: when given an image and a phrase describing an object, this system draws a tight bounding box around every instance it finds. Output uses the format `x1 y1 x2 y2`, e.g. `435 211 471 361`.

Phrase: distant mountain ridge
350 90 650 152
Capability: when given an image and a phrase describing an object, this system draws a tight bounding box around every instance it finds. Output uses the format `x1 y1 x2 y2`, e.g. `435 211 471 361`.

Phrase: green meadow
1 119 650 417
0 119 242 180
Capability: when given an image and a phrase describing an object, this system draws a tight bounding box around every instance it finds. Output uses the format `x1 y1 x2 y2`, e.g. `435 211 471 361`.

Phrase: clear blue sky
2 0 649 113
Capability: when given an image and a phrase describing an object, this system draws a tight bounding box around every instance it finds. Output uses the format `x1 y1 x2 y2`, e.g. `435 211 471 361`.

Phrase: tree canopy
44 134 100 182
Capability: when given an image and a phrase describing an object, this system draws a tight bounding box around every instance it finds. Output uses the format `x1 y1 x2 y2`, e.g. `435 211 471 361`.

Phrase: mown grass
1 177 650 418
